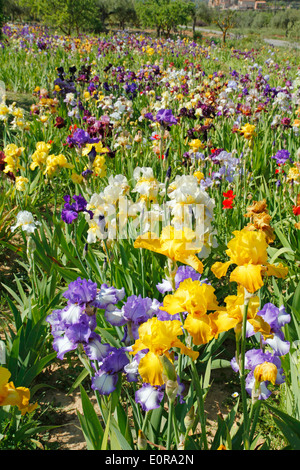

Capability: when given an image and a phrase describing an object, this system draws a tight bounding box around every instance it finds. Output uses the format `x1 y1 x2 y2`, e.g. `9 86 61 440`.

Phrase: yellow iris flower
82 141 109 156
161 278 219 317
3 144 24 175
254 361 277 386
160 279 272 346
211 229 288 293
239 123 256 140
134 226 204 273
130 317 199 386
160 279 222 346
209 286 273 340
0 367 38 415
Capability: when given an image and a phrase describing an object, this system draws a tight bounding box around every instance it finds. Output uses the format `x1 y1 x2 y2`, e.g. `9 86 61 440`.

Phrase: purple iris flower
61 194 92 224
46 277 125 362
92 370 119 395
156 265 204 294
92 283 125 309
257 303 291 356
105 295 159 342
122 295 157 325
101 347 129 375
51 315 94 360
91 347 130 395
84 333 113 361
144 112 154 121
63 277 98 305
135 384 164 411
231 348 285 400
155 109 177 126
272 149 293 165
66 128 99 148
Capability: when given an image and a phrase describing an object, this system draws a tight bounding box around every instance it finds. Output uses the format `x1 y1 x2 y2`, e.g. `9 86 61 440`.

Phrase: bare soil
37 360 238 450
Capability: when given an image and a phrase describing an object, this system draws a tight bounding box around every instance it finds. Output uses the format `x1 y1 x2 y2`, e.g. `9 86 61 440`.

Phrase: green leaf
264 403 300 450
78 385 104 450
68 368 90 395
101 409 111 450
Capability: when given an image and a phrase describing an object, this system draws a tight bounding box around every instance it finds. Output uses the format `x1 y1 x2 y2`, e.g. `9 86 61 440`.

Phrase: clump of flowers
2 143 24 176
238 123 256 142
30 141 52 171
44 153 74 178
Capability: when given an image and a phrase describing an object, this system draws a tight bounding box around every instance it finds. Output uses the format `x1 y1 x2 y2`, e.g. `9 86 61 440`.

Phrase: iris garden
0 22 300 451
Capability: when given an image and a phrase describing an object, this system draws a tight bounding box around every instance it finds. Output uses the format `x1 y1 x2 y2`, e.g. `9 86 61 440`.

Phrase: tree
190 0 213 37
212 9 236 44
136 0 193 37
38 0 96 35
271 9 300 38
109 0 137 30
0 0 3 39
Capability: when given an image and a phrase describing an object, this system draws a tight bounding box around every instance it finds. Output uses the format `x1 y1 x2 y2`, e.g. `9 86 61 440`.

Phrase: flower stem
240 293 250 449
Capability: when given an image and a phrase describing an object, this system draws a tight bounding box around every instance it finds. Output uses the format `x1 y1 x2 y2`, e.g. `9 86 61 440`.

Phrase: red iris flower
293 206 300 216
222 189 236 209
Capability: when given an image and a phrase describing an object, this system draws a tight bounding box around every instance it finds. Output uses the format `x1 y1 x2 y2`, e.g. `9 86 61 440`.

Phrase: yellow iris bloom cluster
132 227 288 387
3 143 24 175
30 141 74 177
130 317 198 386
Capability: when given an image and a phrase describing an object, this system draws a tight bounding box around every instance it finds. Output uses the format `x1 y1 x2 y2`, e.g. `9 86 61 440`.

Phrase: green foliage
38 0 96 35
0 406 59 450
135 0 194 37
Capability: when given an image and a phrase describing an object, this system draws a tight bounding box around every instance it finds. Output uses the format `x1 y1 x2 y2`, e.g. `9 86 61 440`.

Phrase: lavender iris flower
231 348 285 400
91 347 130 395
105 294 159 343
135 383 164 411
156 265 204 294
257 303 291 356
63 277 98 304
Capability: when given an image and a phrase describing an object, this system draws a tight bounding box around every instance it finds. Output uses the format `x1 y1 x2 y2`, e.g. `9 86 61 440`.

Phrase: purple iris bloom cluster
156 108 178 126
66 128 100 148
231 302 291 400
145 109 178 127
271 149 293 165
61 194 93 224
46 277 132 395
208 150 242 184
